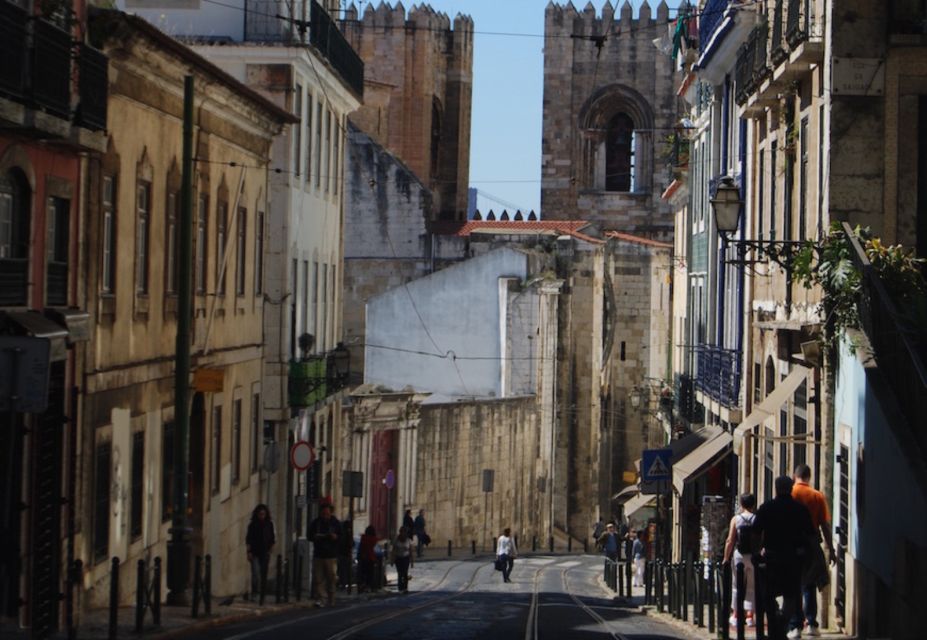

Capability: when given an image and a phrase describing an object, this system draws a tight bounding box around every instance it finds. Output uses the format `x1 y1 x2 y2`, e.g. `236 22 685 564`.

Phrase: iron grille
309 0 363 98
770 1 787 65
699 0 729 54
0 0 29 101
32 19 72 118
75 44 108 131
695 344 742 407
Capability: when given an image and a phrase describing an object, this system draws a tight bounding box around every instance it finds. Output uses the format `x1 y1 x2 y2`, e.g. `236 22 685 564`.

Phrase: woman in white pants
723 494 759 628
632 530 646 587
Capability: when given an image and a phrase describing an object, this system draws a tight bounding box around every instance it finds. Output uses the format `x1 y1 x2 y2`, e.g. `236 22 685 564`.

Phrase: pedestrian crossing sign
642 448 673 482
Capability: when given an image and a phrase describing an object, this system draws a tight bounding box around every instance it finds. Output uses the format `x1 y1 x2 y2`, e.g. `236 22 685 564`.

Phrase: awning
3 311 68 361
733 365 810 450
611 484 638 503
672 424 732 494
623 492 657 518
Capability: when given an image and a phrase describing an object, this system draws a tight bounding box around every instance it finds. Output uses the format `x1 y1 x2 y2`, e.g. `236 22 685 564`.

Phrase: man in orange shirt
789 464 834 638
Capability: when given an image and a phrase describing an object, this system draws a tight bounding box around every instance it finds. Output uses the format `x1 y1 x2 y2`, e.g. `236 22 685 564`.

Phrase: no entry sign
290 440 315 471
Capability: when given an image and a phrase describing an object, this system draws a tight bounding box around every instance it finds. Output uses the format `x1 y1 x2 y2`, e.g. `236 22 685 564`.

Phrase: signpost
384 469 395 537
342 470 364 522
482 469 494 551
641 448 673 561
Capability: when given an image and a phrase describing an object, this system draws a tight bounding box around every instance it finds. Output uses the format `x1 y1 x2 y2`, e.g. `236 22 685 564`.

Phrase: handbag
494 557 504 571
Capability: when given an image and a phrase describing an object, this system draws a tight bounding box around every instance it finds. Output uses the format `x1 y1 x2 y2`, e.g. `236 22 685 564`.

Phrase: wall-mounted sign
832 58 884 96
290 440 315 471
193 367 224 392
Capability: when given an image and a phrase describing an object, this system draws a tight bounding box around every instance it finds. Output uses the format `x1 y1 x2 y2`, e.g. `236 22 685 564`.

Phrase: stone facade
342 3 473 220
541 0 677 236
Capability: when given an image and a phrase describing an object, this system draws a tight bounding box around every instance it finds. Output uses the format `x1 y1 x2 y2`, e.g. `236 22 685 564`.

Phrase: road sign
384 469 395 490
290 440 315 471
342 470 364 498
642 448 673 483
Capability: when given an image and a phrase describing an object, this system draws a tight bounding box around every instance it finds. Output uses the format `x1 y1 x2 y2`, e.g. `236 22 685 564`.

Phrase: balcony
770 1 787 66
288 343 351 408
736 22 770 106
695 344 741 407
75 44 108 131
32 18 72 119
309 0 364 98
674 372 702 425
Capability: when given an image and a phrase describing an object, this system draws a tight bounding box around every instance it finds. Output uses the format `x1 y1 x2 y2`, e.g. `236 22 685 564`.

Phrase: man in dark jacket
308 502 341 607
413 509 428 558
754 476 815 640
245 504 275 603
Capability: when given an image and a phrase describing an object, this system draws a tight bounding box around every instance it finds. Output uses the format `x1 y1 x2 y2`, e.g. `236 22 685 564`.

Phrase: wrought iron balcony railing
32 18 72 118
695 344 742 407
309 0 364 98
735 21 770 105
786 0 810 47
0 0 28 101
75 44 108 131
770 1 787 65
674 372 702 425
288 344 351 407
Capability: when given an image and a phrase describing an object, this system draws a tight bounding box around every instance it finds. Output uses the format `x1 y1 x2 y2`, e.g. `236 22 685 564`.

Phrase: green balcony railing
288 356 327 407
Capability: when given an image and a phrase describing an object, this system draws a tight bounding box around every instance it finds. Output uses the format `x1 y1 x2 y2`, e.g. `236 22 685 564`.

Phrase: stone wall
541 1 676 232
342 3 473 220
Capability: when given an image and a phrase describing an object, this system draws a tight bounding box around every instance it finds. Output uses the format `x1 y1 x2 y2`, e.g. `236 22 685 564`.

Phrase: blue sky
350 0 655 216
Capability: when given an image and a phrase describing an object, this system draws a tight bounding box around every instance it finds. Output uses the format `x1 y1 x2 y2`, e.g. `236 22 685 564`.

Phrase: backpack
735 513 761 555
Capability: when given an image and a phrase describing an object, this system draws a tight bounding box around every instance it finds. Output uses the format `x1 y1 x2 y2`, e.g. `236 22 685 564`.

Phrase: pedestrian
337 519 354 592
413 509 429 558
390 526 414 592
308 502 341 607
357 525 379 592
790 464 834 638
402 509 415 535
753 476 815 640
496 527 518 583
632 530 646 587
723 493 759 628
597 522 621 562
592 517 605 541
245 504 275 603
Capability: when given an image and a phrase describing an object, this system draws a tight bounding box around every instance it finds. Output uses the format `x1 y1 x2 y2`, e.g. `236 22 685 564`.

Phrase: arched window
0 168 31 305
605 113 635 192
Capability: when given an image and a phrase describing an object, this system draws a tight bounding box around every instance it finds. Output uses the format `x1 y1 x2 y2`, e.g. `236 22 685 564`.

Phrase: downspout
717 76 731 348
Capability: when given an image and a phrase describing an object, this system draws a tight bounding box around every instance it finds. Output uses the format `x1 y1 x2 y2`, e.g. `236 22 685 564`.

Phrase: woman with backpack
723 493 759 628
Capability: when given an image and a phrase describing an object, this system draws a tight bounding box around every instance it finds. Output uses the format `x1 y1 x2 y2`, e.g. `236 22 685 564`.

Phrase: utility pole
168 75 194 605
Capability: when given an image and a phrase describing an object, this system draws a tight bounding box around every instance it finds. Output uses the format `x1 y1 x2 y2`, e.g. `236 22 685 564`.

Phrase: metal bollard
695 561 704 627
204 555 212 616
135 558 146 633
668 564 676 618
276 555 283 603
625 558 632 598
735 561 746 640
295 554 303 602
754 557 767 640
584 538 588 553
682 561 689 622
447 540 452 557
720 561 731 640
152 557 161 626
283 558 290 603
532 536 537 552
68 559 82 640
707 560 716 633
549 536 554 553
109 557 119 640
644 561 652 604
471 540 476 555
617 558 624 594
568 537 572 553
192 555 202 618
515 535 519 550
656 560 664 613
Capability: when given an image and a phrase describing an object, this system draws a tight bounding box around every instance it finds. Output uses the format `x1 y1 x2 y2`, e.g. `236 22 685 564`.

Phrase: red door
369 430 395 537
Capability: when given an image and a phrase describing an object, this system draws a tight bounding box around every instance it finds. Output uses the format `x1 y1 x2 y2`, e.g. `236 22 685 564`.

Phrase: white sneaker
806 626 821 637
786 629 802 639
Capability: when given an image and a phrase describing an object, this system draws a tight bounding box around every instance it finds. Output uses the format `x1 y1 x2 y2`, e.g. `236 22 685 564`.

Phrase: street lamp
327 342 350 390
711 175 816 269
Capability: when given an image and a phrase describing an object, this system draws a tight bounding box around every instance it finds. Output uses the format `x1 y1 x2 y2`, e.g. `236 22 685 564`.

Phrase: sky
348 0 655 216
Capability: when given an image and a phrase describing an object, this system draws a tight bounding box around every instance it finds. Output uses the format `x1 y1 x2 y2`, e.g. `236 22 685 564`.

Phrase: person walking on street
754 476 815 640
598 523 621 562
245 504 275 603
496 527 517 583
402 509 415 536
413 509 429 558
308 502 342 607
723 493 759 628
632 530 646 587
791 464 834 638
391 526 414 592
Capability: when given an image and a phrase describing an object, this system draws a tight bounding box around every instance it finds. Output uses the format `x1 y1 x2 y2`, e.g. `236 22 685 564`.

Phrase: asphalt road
186 554 694 640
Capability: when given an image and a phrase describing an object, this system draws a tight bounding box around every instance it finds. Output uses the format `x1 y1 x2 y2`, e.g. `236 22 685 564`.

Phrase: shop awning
3 311 68 361
732 366 810 450
611 484 638 503
672 424 732 494
623 492 657 518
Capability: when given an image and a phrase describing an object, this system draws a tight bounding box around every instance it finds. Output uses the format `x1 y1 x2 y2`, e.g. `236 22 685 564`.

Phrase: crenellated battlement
344 2 472 35
545 0 672 32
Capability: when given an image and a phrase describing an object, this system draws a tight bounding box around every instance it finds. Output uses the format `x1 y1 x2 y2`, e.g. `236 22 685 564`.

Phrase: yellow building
79 10 293 604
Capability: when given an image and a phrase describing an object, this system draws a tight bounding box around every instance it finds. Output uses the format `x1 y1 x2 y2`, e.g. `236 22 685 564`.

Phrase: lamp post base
166 529 191 605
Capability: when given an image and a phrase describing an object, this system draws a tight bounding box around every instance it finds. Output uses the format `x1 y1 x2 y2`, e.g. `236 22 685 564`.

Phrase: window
216 202 227 295
799 117 809 242
236 207 247 296
254 211 264 295
131 431 144 539
757 151 765 239
770 142 778 240
320 263 328 351
605 113 635 192
294 84 303 177
46 196 69 306
93 442 112 563
232 398 242 485
290 259 298 359
166 191 179 295
162 421 174 522
250 392 261 473
315 99 323 189
302 260 310 339
212 405 222 494
753 362 762 404
324 108 331 194
135 181 151 294
101 176 117 294
328 263 336 347
333 120 340 196
196 195 208 295
794 379 808 467
305 92 313 185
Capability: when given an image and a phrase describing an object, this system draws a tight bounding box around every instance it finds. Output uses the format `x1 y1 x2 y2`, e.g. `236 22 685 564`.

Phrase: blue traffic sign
642 448 673 483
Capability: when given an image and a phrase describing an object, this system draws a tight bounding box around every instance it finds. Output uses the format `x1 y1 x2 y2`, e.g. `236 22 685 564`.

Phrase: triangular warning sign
646 455 670 478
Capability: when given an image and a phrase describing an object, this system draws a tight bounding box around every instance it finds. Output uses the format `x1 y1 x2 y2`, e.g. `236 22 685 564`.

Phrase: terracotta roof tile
604 231 673 249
